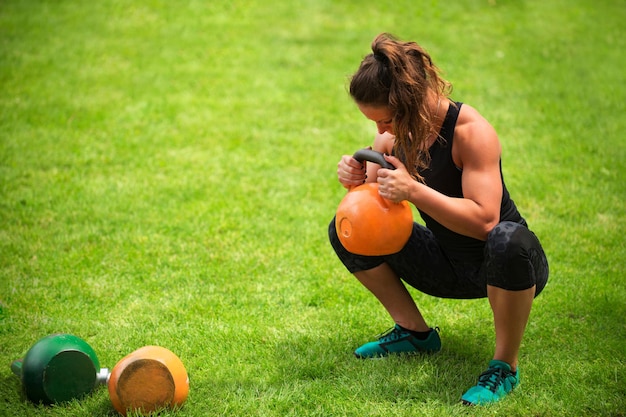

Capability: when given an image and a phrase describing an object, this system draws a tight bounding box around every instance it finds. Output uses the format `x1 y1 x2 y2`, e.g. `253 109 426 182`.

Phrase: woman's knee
484 222 549 295
328 217 385 274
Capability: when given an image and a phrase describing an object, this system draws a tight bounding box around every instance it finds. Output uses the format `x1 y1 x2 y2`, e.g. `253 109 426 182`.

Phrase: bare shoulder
453 104 501 168
456 104 498 143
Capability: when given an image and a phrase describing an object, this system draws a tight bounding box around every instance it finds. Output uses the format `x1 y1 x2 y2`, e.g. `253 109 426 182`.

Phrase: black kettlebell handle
353 149 395 170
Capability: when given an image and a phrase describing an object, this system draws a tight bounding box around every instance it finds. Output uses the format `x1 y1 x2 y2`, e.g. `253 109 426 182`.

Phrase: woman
328 33 549 406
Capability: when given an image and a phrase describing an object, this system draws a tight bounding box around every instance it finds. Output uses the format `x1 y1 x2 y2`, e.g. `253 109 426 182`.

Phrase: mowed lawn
0 1 624 416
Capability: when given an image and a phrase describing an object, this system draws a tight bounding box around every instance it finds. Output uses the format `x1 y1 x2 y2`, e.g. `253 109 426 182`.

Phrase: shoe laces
476 366 512 393
376 325 438 342
376 326 406 342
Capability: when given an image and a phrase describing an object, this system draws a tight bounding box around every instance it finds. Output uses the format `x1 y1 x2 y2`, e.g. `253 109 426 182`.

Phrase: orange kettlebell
335 149 413 256
107 346 189 416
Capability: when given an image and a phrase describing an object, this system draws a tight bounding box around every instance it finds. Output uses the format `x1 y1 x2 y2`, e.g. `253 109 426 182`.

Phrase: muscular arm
378 106 502 241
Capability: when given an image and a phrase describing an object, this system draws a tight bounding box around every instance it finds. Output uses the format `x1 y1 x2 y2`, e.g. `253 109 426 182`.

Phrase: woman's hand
337 154 367 189
376 154 414 203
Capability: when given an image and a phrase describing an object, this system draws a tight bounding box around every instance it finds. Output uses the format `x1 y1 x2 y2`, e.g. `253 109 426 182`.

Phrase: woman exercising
328 33 549 405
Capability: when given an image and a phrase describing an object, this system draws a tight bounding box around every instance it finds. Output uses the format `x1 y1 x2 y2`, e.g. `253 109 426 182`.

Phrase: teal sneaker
354 324 441 358
461 360 520 405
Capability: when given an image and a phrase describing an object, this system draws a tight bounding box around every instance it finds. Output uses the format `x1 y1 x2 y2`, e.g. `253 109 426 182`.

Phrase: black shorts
328 219 549 299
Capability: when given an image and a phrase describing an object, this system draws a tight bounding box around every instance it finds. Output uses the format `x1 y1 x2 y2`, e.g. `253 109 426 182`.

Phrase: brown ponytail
349 33 452 180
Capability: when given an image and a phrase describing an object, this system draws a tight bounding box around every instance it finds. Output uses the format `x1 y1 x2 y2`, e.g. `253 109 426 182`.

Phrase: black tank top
417 101 526 262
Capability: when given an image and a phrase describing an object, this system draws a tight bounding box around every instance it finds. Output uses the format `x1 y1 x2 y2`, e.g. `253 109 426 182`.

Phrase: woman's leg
482 222 549 370
488 285 536 371
461 222 549 405
352 262 442 358
329 219 447 357
354 262 430 332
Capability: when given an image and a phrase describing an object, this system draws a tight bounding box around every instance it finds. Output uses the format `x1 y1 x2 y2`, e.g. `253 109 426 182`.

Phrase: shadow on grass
1 373 26 404
1 373 118 416
247 329 491 407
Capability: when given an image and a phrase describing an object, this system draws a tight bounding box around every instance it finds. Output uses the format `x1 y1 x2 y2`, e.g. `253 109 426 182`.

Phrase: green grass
1 0 625 416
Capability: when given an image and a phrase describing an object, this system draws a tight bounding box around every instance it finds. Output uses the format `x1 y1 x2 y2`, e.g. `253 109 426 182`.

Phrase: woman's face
357 103 394 135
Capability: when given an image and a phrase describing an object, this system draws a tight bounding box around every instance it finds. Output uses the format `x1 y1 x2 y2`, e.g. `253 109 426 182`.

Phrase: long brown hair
349 33 452 180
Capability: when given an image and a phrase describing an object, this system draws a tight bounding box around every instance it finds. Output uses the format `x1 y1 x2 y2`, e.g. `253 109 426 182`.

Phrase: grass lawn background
1 0 624 416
